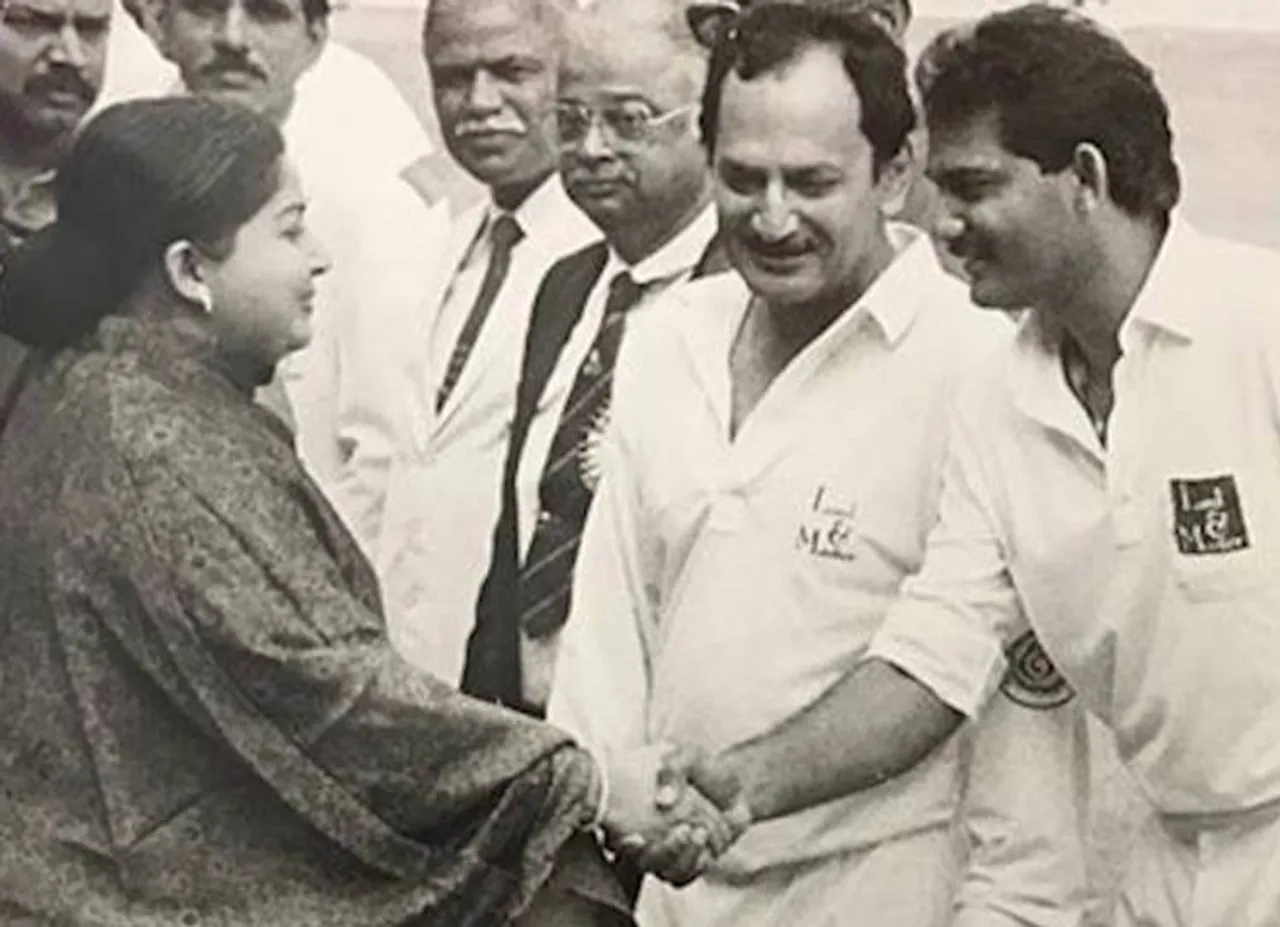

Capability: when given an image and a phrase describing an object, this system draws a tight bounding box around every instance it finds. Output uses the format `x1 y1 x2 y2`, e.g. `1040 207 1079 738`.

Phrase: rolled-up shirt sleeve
866 386 1026 719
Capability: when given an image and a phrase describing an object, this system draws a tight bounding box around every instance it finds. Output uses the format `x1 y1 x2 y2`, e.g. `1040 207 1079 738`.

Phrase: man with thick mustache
0 0 111 431
374 0 598 684
461 0 726 719
548 6 1088 925
150 0 445 550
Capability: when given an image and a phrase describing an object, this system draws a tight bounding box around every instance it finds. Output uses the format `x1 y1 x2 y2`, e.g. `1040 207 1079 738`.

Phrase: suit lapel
508 242 610 472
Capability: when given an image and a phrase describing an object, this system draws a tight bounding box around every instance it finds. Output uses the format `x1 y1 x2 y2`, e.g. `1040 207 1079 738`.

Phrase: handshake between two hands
598 742 754 887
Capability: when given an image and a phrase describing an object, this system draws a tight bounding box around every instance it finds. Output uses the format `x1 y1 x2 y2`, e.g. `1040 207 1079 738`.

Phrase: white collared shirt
374 178 599 684
869 220 1280 818
549 227 1088 925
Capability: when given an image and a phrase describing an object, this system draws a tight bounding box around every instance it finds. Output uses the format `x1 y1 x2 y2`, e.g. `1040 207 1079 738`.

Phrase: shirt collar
604 203 719 287
1120 214 1201 344
852 223 945 347
486 175 597 248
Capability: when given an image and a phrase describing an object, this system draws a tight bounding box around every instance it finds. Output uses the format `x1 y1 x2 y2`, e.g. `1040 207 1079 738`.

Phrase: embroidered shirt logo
1170 475 1249 556
795 485 858 562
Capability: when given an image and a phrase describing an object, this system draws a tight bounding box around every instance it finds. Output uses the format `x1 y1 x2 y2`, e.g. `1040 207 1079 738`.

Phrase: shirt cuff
866 598 1007 718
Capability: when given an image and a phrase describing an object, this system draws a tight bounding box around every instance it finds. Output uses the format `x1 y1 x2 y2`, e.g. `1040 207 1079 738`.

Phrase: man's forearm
709 658 963 822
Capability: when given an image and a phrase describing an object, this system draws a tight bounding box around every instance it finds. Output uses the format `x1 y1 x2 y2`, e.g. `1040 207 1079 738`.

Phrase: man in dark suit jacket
463 0 728 716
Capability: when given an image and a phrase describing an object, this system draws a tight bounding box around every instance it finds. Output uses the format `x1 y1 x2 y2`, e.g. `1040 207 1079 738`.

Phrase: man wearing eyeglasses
547 5 1087 926
462 0 724 716
0 0 111 432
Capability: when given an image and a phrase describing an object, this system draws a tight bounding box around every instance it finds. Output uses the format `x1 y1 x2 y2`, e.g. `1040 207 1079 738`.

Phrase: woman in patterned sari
0 96 661 926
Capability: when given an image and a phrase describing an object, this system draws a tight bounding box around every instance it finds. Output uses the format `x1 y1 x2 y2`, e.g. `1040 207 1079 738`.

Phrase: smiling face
0 0 110 151
926 109 1084 311
425 0 559 198
159 0 324 121
713 42 903 312
200 162 330 377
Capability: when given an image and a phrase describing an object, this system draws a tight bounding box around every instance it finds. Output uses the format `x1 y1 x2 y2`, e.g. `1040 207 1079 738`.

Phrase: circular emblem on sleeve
1000 631 1075 709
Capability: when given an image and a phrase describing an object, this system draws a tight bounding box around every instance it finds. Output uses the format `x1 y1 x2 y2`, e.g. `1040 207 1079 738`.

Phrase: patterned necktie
519 270 644 638
436 212 525 412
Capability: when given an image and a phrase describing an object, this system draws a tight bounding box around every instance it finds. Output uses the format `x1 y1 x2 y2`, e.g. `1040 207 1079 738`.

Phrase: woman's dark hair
0 96 285 349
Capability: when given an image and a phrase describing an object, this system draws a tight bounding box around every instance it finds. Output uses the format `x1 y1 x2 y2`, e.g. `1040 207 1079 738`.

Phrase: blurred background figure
0 0 111 431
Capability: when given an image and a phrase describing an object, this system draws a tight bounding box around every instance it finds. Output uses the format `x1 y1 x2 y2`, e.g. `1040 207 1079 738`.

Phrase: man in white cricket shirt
669 7 1280 927
549 6 1090 925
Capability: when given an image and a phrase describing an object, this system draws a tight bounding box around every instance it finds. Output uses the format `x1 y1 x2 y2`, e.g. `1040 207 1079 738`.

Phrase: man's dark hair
918 3 1180 220
302 0 329 24
698 3 916 176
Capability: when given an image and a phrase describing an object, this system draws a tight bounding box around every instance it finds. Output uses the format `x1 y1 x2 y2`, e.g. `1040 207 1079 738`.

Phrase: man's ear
877 133 918 219
164 240 214 314
1068 141 1110 216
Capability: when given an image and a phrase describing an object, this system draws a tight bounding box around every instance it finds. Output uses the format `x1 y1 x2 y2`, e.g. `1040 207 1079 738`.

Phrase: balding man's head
424 0 565 206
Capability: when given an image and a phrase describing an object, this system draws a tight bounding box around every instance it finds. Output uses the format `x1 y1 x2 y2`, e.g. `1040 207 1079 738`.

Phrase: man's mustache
201 53 268 82
743 233 812 257
25 67 94 103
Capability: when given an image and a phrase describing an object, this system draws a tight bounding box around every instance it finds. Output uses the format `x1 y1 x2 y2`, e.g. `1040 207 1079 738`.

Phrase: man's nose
465 69 502 111
577 113 614 160
215 2 248 50
48 21 88 69
750 183 797 240
932 207 966 244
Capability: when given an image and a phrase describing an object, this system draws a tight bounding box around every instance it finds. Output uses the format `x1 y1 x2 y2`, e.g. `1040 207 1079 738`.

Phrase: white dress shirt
516 204 720 708
375 177 599 683
869 220 1280 820
550 226 1089 927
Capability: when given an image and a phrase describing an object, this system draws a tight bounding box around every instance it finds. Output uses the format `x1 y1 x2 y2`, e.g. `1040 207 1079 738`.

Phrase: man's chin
967 278 1023 311
569 192 631 231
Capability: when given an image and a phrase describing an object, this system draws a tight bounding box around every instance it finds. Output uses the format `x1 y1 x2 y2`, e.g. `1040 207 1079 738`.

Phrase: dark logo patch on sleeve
1171 475 1249 556
1001 631 1074 710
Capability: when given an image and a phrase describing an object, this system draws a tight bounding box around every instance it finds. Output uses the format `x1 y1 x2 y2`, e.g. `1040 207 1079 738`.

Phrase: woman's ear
163 240 213 314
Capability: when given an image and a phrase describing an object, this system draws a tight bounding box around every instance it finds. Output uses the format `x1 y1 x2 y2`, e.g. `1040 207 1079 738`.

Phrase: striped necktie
519 270 644 638
436 212 524 412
